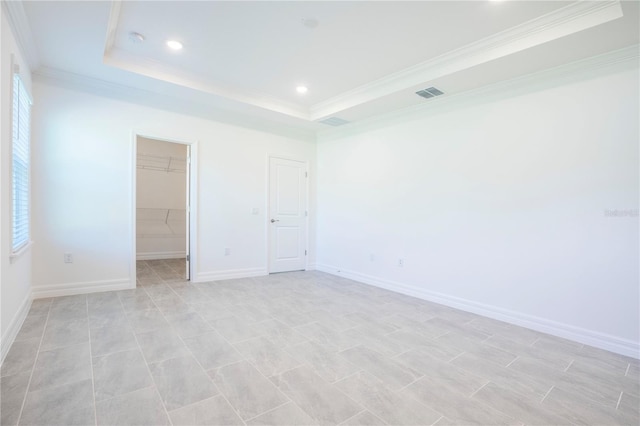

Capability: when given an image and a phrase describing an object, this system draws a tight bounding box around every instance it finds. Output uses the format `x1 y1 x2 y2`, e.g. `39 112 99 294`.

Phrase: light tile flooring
1 259 639 425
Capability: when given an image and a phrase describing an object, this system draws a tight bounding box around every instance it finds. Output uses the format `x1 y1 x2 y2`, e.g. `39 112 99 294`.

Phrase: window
12 73 31 253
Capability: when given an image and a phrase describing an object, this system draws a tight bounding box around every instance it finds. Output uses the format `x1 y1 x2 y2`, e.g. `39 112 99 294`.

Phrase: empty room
0 1 638 425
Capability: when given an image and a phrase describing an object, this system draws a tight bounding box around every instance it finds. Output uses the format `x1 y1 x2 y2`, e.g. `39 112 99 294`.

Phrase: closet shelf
137 208 186 224
137 153 186 173
136 208 185 238
136 232 185 239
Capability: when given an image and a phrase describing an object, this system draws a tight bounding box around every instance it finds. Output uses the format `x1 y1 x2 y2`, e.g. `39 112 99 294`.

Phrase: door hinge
305 171 308 178
305 250 307 256
186 254 190 261
305 210 308 217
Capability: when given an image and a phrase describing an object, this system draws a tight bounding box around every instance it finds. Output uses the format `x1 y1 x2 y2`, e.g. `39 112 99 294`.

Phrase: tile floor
1 259 639 425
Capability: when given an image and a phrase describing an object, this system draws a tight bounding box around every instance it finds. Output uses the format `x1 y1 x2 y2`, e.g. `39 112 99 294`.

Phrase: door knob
271 219 279 223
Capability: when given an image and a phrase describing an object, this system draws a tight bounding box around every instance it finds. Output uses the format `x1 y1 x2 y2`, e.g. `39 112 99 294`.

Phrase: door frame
266 154 310 274
131 132 199 287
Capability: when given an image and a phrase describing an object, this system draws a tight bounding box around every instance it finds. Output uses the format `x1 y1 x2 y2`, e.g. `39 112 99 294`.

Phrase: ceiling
7 1 640 133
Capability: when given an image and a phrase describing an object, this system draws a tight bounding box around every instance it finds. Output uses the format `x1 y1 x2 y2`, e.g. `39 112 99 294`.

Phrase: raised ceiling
9 1 640 132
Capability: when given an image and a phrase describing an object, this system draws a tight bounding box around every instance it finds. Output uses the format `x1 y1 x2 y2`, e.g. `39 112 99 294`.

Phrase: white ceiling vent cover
319 117 350 126
416 87 444 99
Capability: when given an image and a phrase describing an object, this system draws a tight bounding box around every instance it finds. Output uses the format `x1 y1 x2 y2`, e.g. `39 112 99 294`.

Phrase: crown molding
33 42 638 143
1 0 40 70
103 0 121 56
310 0 624 121
33 66 317 142
103 48 311 121
317 44 639 142
98 0 624 124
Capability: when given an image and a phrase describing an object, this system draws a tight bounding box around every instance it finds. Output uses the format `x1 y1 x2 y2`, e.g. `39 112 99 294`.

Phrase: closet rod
136 164 186 173
137 153 186 173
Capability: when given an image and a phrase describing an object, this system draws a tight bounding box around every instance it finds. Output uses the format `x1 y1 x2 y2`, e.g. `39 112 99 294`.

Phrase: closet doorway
135 136 191 282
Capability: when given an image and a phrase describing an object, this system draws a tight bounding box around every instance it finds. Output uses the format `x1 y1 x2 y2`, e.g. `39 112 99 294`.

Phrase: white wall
31 81 316 296
316 65 639 357
1 8 33 360
136 137 187 259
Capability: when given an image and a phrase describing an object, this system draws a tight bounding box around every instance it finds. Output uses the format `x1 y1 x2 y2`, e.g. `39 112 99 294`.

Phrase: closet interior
136 137 188 277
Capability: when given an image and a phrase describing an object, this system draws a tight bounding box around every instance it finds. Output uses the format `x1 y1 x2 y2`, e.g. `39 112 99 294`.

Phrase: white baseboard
195 267 267 282
316 263 639 359
32 278 134 299
1 292 32 364
136 251 186 260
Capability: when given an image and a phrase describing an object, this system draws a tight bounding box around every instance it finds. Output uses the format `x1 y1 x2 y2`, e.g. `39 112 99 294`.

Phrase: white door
269 157 307 273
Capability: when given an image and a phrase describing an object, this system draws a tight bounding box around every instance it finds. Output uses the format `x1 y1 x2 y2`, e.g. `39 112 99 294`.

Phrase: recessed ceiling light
166 40 183 50
128 32 145 44
296 86 308 94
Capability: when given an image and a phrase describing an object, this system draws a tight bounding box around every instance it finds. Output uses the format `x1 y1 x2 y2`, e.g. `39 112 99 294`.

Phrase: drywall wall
316 64 639 357
136 137 187 259
1 9 33 360
31 81 316 296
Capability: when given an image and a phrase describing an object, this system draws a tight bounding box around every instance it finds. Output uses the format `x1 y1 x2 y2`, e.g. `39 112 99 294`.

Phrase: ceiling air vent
416 87 444 99
319 117 350 127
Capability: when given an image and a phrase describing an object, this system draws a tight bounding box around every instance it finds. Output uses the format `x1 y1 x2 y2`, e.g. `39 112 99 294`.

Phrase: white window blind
12 73 31 252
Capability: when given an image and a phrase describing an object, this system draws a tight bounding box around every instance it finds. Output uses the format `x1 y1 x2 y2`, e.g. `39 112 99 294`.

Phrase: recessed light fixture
296 86 308 94
166 40 183 50
128 32 145 44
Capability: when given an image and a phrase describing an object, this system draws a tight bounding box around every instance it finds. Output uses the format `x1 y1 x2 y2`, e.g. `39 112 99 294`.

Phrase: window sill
10 241 33 264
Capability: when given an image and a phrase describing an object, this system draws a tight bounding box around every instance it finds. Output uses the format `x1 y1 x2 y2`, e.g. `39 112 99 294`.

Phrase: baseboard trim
136 251 186 260
315 264 639 359
32 279 134 299
1 292 32 364
195 267 267 282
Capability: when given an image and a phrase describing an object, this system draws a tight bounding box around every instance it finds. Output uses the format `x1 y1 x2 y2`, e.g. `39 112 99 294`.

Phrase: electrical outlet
251 207 259 215
64 253 73 263
224 248 231 256
398 258 404 267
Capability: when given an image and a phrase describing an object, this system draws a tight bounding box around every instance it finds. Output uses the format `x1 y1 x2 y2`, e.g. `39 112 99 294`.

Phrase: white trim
305 263 316 271
9 240 33 264
317 44 640 142
136 251 186 261
104 48 310 121
11 0 625 124
32 68 317 143
32 279 133 299
33 44 637 143
98 0 622 122
1 0 39 69
195 267 267 282
103 0 122 56
315 264 640 359
310 0 623 120
0 292 32 364
131 134 137 288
